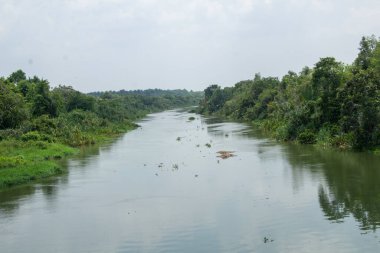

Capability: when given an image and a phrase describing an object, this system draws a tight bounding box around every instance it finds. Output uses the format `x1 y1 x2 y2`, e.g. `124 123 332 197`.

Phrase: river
1 110 380 252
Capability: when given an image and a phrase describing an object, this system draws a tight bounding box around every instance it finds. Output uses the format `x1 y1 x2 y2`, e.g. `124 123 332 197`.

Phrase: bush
274 123 291 141
31 115 57 134
34 141 48 149
316 127 332 144
330 133 354 150
21 131 41 142
0 155 25 168
0 129 23 140
298 130 317 144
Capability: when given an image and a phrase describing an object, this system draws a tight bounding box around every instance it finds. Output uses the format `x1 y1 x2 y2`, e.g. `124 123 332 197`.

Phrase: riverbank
198 36 380 151
0 121 138 189
251 118 380 153
198 111 380 153
1 71 202 189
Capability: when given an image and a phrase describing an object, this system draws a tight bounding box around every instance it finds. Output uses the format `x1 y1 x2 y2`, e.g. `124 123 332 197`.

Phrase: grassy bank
0 140 76 188
0 121 138 189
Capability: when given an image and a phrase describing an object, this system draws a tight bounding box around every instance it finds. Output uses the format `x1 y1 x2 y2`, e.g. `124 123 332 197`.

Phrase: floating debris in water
194 174 199 178
176 137 181 141
205 143 211 148
216 151 235 159
188 116 195 121
155 173 159 176
263 237 274 243
172 164 179 170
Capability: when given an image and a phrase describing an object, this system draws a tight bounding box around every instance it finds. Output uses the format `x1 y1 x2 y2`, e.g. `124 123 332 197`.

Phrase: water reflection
0 186 36 216
283 143 380 231
205 115 380 232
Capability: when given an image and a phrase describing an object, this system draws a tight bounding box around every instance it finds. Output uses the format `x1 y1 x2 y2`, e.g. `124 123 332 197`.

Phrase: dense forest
0 72 202 188
90 88 200 98
0 72 202 144
199 36 380 150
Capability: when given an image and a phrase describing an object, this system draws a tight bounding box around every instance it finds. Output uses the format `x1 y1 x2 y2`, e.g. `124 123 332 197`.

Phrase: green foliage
199 36 380 150
0 70 202 188
372 41 380 73
21 131 41 142
298 130 317 144
0 80 28 129
0 155 26 169
7 69 26 84
329 133 354 150
0 129 23 141
0 140 76 188
32 80 57 117
355 35 378 70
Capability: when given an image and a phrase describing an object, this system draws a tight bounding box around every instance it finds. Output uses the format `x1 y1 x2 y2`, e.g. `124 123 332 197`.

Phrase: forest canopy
199 36 380 150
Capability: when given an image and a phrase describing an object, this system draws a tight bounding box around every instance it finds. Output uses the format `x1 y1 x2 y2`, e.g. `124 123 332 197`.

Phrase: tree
0 80 28 129
339 69 380 148
31 79 57 116
312 57 343 125
371 41 380 75
354 35 377 70
7 70 26 84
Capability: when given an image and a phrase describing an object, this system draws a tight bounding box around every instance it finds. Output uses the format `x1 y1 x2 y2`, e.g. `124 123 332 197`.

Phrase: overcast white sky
0 0 379 92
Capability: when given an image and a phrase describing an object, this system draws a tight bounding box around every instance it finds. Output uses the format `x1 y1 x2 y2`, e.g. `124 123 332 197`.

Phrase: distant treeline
199 36 380 150
0 72 203 146
90 88 201 97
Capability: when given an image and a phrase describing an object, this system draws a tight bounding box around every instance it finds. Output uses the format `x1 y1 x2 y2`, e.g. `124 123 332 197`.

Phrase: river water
1 110 380 252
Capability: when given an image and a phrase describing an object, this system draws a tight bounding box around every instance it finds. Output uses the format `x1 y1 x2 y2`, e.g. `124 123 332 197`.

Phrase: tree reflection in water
284 143 380 232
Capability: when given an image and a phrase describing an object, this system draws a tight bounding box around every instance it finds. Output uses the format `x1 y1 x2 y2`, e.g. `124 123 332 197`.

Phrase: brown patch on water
216 151 235 159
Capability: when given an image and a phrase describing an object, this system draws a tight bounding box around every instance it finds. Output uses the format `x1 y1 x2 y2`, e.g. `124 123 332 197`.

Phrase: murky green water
1 110 380 252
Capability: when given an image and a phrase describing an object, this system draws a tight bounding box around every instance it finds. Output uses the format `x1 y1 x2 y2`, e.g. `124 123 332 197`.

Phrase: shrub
0 129 23 140
274 123 291 141
330 133 354 150
298 130 317 144
316 127 332 144
31 115 57 134
0 155 25 168
34 141 48 149
21 131 41 142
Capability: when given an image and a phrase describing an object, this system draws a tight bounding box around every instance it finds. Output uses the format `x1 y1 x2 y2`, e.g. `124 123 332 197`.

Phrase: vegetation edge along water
198 35 380 152
0 73 203 189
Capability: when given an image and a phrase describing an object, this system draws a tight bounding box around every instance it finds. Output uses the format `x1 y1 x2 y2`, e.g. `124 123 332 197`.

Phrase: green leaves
199 35 380 150
0 80 28 129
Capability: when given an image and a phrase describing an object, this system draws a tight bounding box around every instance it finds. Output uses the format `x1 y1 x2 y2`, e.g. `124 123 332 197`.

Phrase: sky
0 0 379 92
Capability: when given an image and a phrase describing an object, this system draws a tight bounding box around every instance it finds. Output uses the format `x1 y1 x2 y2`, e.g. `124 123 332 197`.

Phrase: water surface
1 110 380 252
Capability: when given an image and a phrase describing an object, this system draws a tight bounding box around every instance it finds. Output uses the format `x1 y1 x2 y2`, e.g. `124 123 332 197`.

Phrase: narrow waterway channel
1 110 380 252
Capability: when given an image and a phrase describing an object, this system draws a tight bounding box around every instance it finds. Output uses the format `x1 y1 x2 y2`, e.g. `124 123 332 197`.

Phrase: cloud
0 0 379 91
64 0 124 10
